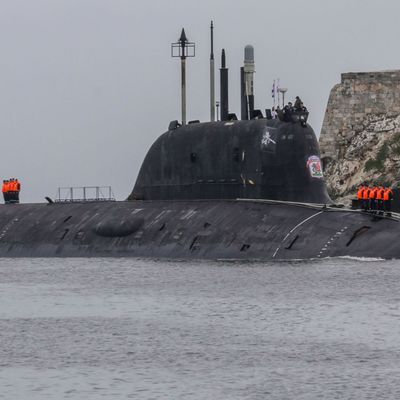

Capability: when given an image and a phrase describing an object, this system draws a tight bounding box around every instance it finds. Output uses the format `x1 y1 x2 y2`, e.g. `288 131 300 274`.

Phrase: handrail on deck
55 186 116 203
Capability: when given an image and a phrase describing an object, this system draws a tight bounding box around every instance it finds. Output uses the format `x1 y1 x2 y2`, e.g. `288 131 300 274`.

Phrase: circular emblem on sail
307 155 323 178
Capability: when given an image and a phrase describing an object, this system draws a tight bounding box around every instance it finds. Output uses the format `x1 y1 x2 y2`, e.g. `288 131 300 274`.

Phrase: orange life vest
363 188 370 200
376 188 384 200
357 187 364 200
369 188 377 199
384 188 393 201
16 181 21 192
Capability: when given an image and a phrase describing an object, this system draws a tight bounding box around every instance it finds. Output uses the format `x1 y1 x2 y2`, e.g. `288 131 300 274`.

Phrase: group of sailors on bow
357 185 393 215
2 178 21 204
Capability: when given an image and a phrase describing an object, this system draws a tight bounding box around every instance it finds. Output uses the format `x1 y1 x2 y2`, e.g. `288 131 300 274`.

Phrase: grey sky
0 0 399 202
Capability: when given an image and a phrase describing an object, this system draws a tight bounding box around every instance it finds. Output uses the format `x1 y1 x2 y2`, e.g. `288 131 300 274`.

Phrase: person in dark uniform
282 103 293 122
294 96 302 110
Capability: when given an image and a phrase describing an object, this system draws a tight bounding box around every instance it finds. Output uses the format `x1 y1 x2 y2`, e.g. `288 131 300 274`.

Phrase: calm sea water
1 257 400 399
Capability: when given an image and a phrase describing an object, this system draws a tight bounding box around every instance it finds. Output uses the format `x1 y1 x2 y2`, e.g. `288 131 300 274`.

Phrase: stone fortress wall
319 70 400 200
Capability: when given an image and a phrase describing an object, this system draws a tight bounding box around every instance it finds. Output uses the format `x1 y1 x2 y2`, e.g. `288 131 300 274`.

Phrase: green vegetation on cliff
364 134 400 173
364 142 388 172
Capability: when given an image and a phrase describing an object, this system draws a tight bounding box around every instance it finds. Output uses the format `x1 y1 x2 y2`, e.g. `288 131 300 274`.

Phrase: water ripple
0 257 399 399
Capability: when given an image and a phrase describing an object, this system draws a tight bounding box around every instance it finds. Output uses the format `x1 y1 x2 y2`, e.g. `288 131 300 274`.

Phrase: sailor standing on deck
369 186 377 212
15 179 21 203
2 180 9 204
357 185 365 210
8 179 16 203
376 186 385 213
294 96 302 110
362 185 370 211
2 178 21 204
384 187 394 215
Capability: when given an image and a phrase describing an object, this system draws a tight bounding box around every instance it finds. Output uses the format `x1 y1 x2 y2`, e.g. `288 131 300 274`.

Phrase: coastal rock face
319 71 400 201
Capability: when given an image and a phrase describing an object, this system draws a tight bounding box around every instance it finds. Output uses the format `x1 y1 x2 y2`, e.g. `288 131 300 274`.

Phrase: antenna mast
220 49 229 121
210 21 215 122
171 29 195 126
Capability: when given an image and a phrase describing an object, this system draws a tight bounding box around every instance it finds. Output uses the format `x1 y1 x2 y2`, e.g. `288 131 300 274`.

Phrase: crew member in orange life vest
14 179 21 203
357 185 365 210
376 186 385 213
3 178 21 204
362 185 370 211
8 179 16 203
2 180 9 203
368 186 378 211
384 187 394 215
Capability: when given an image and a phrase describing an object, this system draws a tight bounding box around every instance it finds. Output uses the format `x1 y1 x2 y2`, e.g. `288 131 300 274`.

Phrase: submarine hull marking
130 209 143 215
0 218 19 240
261 127 277 148
144 210 172 229
272 211 324 259
317 226 349 257
180 209 198 220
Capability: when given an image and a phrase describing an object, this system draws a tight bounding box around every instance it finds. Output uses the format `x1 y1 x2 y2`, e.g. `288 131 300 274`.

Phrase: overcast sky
0 0 399 202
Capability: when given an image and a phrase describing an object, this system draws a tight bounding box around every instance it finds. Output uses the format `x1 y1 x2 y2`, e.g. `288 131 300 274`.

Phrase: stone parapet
341 70 400 83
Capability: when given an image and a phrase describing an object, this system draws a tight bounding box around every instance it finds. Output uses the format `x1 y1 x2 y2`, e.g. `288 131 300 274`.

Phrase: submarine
0 27 400 259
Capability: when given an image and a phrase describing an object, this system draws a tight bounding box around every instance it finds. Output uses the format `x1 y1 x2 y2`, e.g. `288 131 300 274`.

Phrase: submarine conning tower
130 116 332 204
131 27 331 204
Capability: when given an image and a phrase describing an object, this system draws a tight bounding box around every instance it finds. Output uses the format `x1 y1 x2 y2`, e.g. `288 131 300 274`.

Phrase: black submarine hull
0 199 397 259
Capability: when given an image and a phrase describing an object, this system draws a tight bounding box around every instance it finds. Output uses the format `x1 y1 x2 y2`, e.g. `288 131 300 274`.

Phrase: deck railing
54 186 116 203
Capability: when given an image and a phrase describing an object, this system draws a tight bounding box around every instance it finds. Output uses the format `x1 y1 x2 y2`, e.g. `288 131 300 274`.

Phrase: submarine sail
130 118 331 204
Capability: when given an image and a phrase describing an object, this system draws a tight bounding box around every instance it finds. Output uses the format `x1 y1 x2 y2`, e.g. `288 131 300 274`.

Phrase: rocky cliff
319 71 400 202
